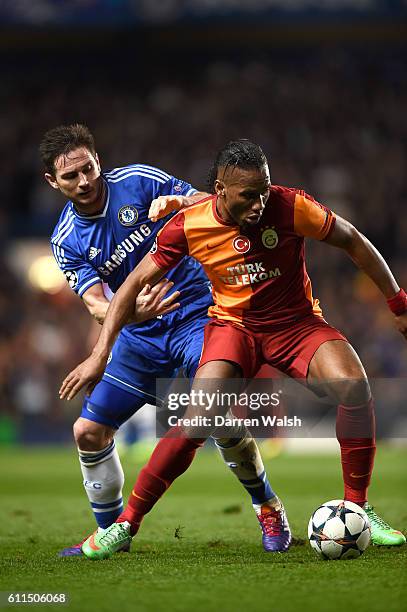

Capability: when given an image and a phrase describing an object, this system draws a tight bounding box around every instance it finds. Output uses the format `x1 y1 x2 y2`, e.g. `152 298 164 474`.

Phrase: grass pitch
0 445 406 612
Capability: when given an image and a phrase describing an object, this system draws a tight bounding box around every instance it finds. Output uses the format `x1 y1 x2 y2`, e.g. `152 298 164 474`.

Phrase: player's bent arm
324 215 407 337
93 256 170 358
59 256 171 400
82 283 110 324
149 191 209 222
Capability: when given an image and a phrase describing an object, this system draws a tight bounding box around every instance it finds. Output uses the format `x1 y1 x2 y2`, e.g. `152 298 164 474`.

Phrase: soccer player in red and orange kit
61 140 407 558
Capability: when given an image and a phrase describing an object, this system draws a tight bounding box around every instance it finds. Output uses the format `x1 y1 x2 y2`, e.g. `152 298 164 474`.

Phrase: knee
73 419 113 451
335 377 371 406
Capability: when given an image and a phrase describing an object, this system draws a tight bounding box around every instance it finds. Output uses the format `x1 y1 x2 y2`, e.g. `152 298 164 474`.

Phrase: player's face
215 164 271 227
45 147 104 213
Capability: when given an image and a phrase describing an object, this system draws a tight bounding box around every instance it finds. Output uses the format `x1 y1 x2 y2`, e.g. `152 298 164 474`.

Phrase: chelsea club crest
118 205 139 226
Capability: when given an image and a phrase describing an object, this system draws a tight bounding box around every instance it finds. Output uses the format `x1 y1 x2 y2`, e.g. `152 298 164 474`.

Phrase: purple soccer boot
255 499 292 552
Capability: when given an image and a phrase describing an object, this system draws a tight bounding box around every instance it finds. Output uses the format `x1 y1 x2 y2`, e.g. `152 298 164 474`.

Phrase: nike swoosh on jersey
206 238 229 250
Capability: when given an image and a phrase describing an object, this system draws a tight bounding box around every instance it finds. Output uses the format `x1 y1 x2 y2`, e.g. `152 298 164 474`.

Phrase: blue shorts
81 291 211 429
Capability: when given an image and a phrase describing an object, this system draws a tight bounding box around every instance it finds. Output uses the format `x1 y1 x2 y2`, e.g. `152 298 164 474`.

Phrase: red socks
336 399 376 506
117 426 205 535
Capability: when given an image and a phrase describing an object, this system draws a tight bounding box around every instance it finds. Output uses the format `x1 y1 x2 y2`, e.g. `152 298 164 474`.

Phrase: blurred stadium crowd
0 39 405 443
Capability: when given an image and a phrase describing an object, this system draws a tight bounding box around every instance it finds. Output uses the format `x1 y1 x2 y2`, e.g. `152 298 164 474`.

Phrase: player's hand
394 312 407 339
130 279 181 323
148 195 185 222
59 354 107 401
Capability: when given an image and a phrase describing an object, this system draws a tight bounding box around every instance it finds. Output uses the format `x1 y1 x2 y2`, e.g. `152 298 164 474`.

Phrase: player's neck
215 197 236 226
73 179 106 217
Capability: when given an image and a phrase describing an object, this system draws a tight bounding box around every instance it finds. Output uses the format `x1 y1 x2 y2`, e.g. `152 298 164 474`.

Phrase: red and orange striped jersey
150 185 336 331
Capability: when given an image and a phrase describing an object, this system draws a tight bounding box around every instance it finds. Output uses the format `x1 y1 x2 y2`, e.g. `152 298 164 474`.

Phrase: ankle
253 496 281 513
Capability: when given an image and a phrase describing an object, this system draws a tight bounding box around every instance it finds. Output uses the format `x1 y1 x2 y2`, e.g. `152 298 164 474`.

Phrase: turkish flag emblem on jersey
232 235 251 254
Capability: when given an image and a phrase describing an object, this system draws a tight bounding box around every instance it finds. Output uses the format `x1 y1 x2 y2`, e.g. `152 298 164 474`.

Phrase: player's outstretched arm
324 215 407 338
149 191 209 222
60 255 170 400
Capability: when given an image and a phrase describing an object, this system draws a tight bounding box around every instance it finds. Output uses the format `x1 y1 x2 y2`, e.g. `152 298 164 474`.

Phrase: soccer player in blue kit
42 124 291 556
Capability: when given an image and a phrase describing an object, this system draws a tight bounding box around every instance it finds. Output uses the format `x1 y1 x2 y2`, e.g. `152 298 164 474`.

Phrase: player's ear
95 152 101 171
44 172 59 190
214 180 225 197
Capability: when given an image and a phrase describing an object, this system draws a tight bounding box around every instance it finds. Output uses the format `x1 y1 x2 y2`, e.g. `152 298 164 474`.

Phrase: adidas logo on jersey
89 247 102 260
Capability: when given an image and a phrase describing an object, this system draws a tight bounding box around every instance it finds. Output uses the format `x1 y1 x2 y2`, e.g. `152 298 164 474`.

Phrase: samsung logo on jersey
97 224 152 276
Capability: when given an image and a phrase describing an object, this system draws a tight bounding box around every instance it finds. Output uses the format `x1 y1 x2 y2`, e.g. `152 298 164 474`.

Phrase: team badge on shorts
118 205 139 226
64 270 78 289
233 235 251 254
262 227 279 249
150 240 158 254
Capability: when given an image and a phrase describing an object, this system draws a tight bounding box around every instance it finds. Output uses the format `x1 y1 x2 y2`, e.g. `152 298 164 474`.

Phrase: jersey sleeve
293 192 336 240
149 211 189 271
160 174 197 198
51 241 102 297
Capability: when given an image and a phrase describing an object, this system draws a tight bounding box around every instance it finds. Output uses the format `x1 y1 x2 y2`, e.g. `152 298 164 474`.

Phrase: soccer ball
308 499 371 560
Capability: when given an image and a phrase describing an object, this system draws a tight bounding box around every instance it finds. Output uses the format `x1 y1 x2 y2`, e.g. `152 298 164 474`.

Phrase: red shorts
199 316 347 379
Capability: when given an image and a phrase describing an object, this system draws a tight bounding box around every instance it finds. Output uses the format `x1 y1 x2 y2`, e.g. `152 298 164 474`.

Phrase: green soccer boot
363 504 406 546
82 521 132 560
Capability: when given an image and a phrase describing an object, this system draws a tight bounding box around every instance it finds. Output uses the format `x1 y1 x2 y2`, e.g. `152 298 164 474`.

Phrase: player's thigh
104 330 173 399
82 380 151 431
181 360 243 438
169 305 209 380
190 359 244 415
179 321 207 379
308 339 371 405
103 329 184 407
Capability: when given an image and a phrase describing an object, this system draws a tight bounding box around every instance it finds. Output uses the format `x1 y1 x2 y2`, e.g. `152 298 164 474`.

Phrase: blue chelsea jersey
51 164 211 332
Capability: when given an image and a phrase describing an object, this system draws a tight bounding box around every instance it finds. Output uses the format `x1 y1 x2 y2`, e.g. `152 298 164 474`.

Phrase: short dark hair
39 123 96 175
208 139 268 192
